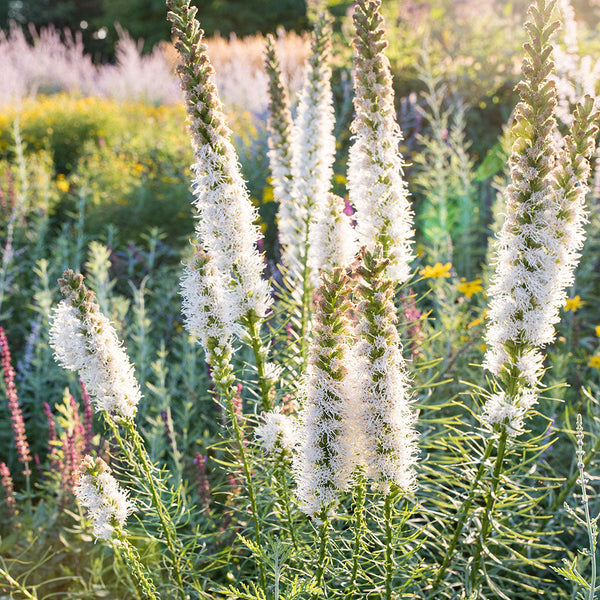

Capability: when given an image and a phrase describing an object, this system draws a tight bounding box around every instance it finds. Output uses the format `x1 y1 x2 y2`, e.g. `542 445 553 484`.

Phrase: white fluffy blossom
74 456 134 541
347 2 414 284
50 298 140 420
288 13 337 282
353 250 418 494
294 269 357 517
483 5 597 438
172 5 271 337
180 246 240 351
189 145 271 321
255 410 298 454
482 389 538 437
310 193 357 272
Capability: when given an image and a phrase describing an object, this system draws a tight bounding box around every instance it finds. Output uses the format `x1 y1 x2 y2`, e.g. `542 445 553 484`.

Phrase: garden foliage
0 0 600 599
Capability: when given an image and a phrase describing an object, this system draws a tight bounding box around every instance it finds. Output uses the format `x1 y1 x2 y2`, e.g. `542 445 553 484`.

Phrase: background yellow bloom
564 295 584 312
419 262 452 279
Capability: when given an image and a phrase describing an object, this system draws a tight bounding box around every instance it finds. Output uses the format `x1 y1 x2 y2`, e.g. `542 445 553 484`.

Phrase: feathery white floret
50 299 140 420
354 250 418 494
180 246 240 351
310 193 357 272
289 13 336 281
74 456 134 541
482 389 538 437
255 410 299 454
294 269 358 517
347 1 414 284
171 2 271 327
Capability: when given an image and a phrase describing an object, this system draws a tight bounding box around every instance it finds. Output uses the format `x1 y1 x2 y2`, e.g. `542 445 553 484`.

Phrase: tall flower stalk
483 0 597 433
49 270 190 600
167 2 274 590
0 326 31 503
294 267 356 594
290 12 337 360
348 0 414 285
264 34 299 275
354 247 418 600
435 0 598 590
167 0 273 411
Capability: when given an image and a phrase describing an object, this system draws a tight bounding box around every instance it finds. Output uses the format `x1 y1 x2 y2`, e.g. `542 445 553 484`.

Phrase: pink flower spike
0 327 31 476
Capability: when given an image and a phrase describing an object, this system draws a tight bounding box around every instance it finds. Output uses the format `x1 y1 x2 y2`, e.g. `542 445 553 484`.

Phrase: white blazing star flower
482 389 538 437
50 271 141 421
255 410 298 454
294 268 358 517
347 0 414 284
74 456 134 541
180 245 240 352
289 12 336 282
169 0 271 329
354 248 418 494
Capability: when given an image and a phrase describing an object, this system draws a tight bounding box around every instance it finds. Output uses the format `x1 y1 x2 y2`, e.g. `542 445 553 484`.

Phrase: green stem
116 536 160 600
547 433 600 520
109 419 188 600
432 434 497 590
314 511 329 596
244 310 272 412
299 217 312 364
225 395 267 592
0 564 37 599
385 494 394 600
578 460 597 600
348 475 366 598
471 427 509 585
25 471 32 517
277 460 299 552
221 386 267 594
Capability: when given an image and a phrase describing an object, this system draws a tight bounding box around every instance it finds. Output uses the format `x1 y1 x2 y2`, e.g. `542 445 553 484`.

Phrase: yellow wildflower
564 295 584 312
262 186 274 203
56 174 69 193
588 355 600 369
419 262 452 279
467 317 482 329
595 325 600 337
457 277 483 299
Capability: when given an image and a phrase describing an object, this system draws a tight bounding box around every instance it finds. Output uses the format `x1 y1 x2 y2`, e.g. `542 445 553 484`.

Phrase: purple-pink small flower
0 461 16 519
0 327 31 476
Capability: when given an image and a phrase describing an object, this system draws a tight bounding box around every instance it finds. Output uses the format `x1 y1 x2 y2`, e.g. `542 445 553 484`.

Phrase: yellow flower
56 174 69 193
457 277 483 299
564 295 584 312
334 173 347 185
262 185 274 203
595 325 600 337
419 262 452 279
467 317 482 329
588 355 600 369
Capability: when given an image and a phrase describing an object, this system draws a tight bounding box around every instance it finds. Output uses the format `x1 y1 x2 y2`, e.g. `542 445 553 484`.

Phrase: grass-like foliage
0 0 599 599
